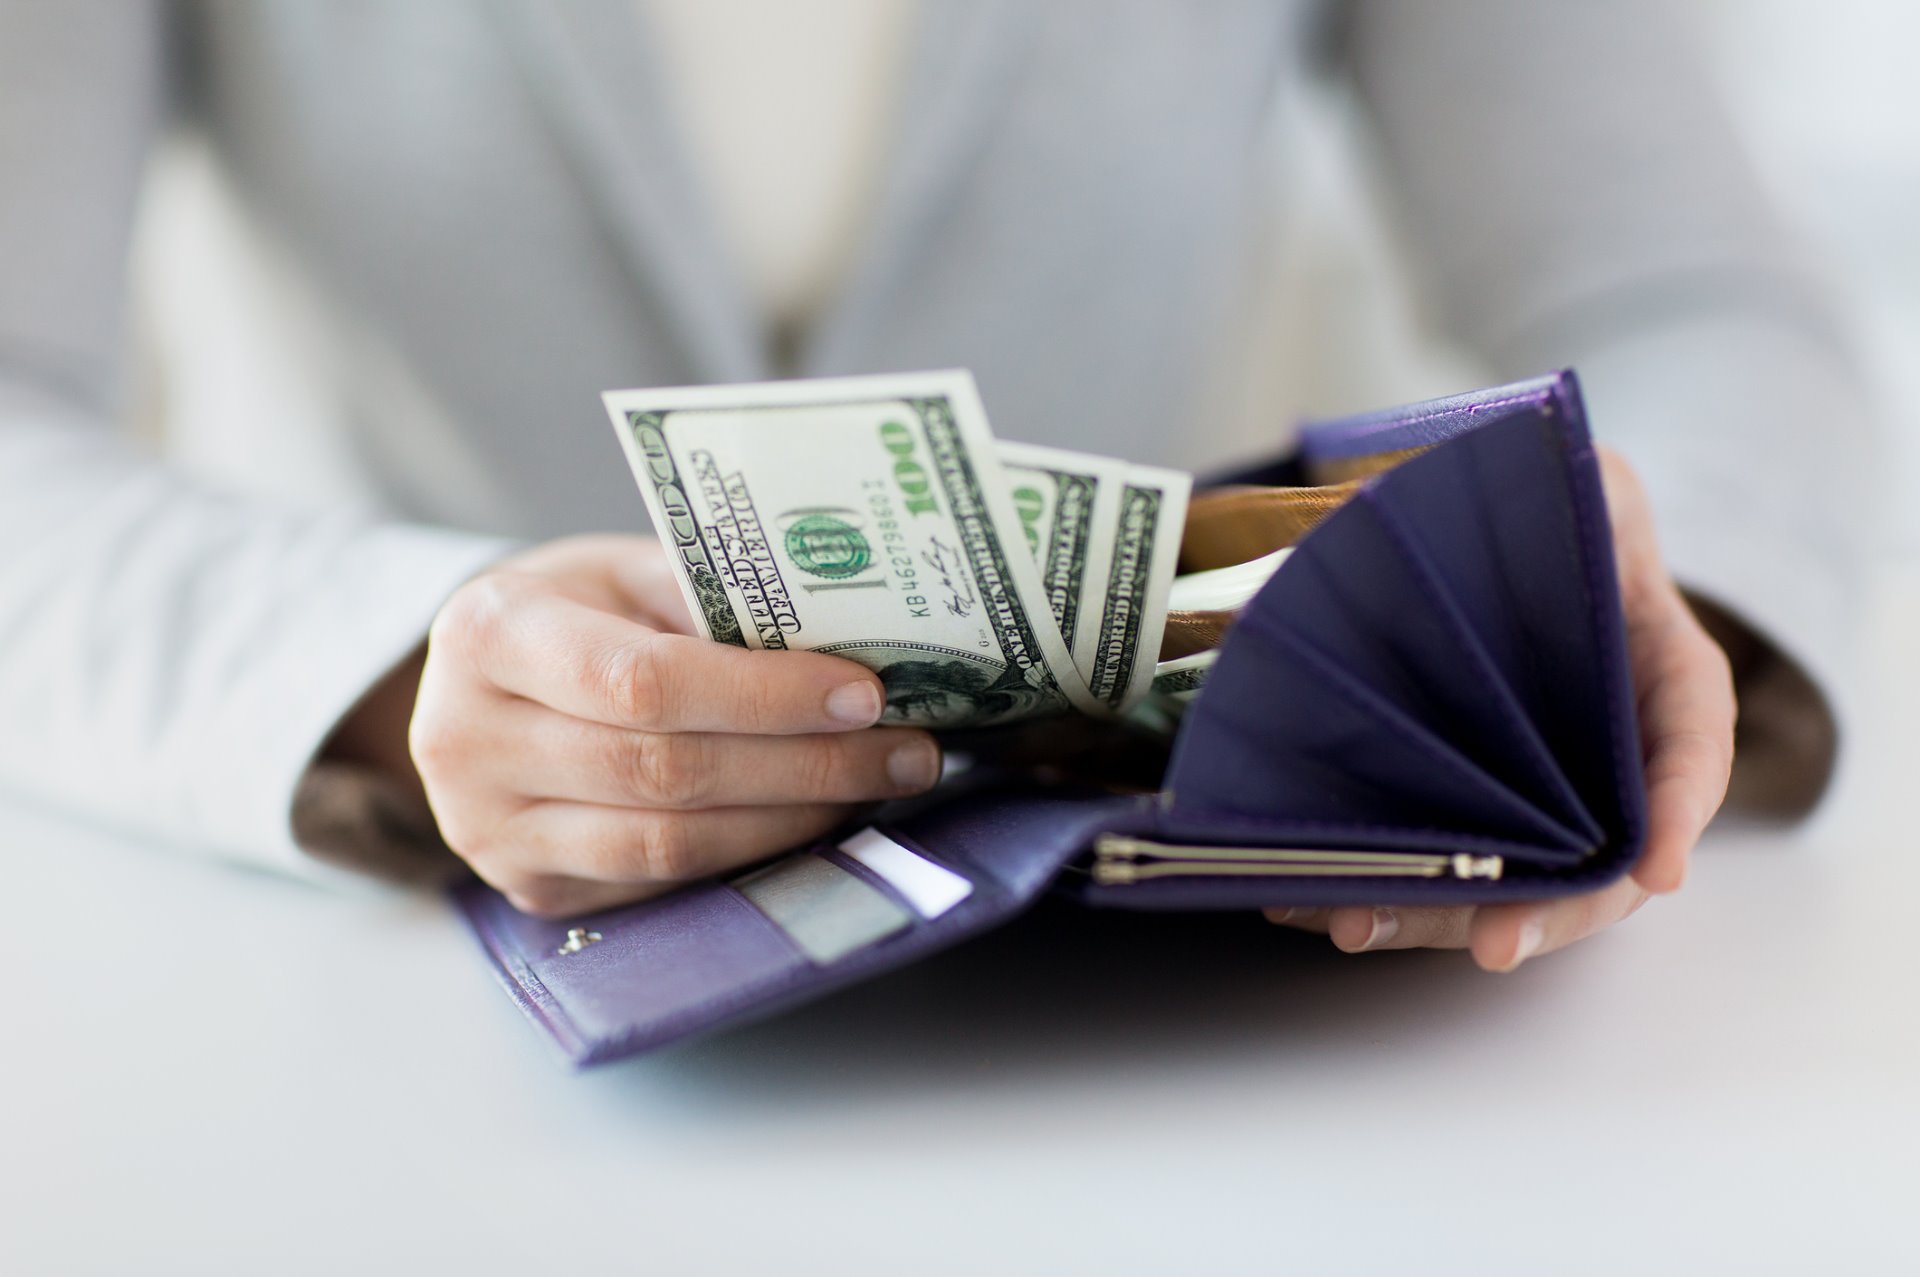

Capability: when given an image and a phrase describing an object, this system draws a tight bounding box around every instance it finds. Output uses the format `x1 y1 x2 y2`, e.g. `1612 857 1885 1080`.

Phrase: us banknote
605 371 1107 729
996 442 1190 710
1081 461 1191 709
996 441 1122 671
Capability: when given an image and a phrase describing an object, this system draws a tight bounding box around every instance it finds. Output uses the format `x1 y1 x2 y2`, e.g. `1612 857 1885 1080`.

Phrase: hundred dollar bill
996 441 1124 673
603 371 1102 729
1083 463 1192 710
998 443 1193 708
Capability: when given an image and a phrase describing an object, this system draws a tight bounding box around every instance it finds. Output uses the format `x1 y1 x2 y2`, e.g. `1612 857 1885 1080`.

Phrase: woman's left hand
1266 447 1737 971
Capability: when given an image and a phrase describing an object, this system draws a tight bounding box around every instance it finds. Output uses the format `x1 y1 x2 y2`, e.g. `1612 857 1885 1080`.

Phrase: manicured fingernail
1510 919 1546 968
826 680 883 725
1359 907 1399 951
887 739 942 792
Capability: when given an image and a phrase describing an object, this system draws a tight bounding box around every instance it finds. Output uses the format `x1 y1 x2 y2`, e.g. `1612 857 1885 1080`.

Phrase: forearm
0 390 516 874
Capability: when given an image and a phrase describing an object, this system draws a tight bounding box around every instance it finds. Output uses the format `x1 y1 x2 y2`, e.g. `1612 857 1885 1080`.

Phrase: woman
0 0 1870 969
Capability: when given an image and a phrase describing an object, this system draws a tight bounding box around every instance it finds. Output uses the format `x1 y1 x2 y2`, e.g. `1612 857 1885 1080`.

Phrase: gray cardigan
0 0 1878 875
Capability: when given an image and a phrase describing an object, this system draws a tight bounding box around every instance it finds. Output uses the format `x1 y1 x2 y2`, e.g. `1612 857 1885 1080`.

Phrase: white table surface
3 568 1916 1277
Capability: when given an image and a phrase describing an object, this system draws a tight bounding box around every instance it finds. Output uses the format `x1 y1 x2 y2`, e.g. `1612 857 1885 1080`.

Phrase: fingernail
1509 918 1546 969
1358 907 1399 951
887 739 942 792
826 680 883 726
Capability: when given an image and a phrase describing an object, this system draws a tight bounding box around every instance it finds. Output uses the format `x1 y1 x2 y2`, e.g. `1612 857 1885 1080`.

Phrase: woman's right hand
407 535 942 917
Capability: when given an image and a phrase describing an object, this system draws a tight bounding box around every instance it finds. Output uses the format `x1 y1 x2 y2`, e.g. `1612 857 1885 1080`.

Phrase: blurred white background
130 0 1919 556
1710 0 1920 555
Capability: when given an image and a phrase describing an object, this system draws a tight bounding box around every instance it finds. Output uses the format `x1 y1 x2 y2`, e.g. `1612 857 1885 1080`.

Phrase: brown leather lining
1179 481 1361 574
1305 445 1430 486
1159 609 1237 661
1164 445 1430 659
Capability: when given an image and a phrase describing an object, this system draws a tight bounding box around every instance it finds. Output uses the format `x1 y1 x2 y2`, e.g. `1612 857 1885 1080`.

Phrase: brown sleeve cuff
1687 592 1839 819
290 759 465 886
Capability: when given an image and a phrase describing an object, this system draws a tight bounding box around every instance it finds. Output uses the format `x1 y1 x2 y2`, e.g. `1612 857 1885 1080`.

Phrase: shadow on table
584 898 1522 1117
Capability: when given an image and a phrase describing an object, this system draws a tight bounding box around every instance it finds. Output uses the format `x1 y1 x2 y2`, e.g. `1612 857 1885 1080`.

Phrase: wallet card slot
452 787 1117 1066
817 846 925 918
827 826 976 919
733 853 916 966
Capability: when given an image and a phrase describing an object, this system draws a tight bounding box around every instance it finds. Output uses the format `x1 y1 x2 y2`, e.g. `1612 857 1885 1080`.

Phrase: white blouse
642 0 915 336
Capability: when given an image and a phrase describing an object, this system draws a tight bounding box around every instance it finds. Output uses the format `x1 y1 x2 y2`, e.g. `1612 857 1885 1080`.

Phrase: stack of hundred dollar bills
604 370 1284 731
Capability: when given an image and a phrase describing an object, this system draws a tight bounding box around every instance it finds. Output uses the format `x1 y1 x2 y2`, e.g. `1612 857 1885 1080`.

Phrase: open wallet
453 370 1646 1067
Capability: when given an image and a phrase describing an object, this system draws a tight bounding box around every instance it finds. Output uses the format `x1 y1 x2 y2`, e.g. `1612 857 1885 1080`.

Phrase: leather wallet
454 371 1646 1067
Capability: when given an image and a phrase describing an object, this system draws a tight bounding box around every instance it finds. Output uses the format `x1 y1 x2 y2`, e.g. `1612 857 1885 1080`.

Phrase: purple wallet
454 371 1646 1067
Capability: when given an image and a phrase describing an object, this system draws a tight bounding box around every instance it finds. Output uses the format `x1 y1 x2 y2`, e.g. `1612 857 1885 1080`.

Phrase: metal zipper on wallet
1091 835 1505 885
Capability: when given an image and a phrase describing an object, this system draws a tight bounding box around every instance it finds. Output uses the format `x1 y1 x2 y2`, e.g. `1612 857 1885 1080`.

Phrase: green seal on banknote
784 513 873 580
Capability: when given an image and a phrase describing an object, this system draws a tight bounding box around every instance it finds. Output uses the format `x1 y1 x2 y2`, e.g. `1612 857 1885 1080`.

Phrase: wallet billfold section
455 371 1646 1067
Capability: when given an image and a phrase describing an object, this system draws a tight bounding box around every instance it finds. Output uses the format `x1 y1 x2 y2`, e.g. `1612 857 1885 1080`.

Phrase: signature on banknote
919 536 977 619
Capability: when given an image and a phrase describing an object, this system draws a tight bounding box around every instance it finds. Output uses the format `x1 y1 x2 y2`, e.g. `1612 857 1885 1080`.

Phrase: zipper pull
1450 854 1505 881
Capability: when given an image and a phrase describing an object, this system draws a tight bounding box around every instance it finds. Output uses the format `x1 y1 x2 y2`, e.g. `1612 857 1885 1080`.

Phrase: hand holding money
406 535 943 917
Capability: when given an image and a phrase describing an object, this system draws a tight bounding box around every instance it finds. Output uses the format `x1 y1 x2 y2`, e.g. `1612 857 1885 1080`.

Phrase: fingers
1599 446 1736 894
1262 906 1331 934
1595 447 1665 608
1269 904 1475 952
1630 608 1737 894
475 800 852 914
472 872 664 921
415 548 924 920
479 535 686 625
1469 875 1652 972
466 701 942 808
1325 904 1475 953
1264 878 1654 972
433 573 888 733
